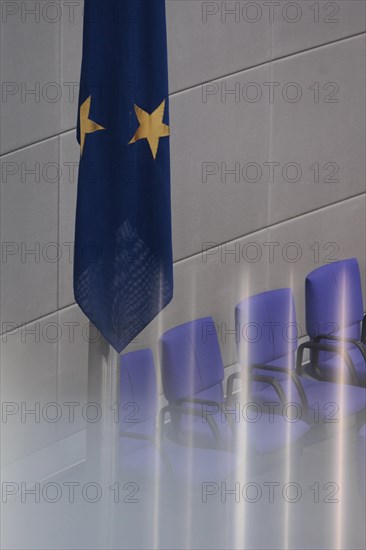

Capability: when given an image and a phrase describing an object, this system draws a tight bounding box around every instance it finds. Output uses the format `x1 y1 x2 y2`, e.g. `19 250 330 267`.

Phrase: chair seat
120 419 157 455
245 414 309 454
313 344 366 386
251 367 366 422
166 406 309 455
301 378 366 416
167 406 234 450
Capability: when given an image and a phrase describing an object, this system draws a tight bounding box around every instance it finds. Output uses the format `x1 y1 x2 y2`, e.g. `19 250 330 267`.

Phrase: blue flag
74 0 173 352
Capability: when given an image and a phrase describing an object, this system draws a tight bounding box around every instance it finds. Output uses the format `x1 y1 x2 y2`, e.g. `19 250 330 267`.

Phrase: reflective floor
1 418 365 550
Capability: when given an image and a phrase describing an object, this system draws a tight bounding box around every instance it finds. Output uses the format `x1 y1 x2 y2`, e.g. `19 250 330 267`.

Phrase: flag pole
86 327 120 548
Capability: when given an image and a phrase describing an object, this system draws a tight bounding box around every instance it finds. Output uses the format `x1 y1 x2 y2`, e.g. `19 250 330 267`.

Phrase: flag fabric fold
74 0 173 352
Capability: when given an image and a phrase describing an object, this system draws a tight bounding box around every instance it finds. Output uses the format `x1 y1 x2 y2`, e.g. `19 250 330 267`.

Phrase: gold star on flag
79 95 105 156
128 99 170 160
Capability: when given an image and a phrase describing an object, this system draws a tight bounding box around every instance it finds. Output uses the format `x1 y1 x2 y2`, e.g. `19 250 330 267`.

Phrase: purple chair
119 349 237 485
234 289 366 424
159 318 310 455
301 258 366 386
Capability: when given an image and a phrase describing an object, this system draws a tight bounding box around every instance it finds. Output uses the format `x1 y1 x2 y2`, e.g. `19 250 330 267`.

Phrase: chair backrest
306 258 364 340
120 348 157 430
159 317 225 403
235 288 297 368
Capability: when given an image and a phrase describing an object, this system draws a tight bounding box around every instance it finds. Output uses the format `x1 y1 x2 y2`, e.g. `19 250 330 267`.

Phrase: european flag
74 0 173 352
